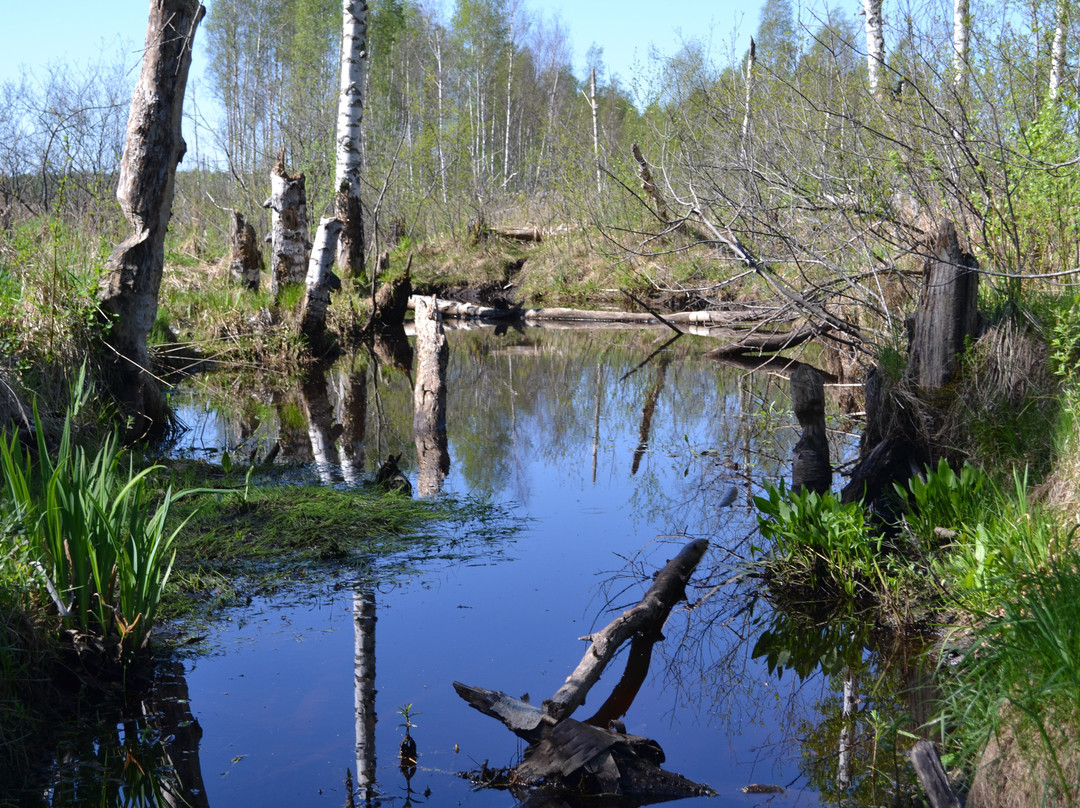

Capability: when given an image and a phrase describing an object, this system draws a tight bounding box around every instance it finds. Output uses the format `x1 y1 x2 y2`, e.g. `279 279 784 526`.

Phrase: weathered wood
908 219 979 390
265 149 311 297
704 323 829 357
452 683 546 741
413 296 449 496
791 364 832 494
98 0 204 435
490 225 545 242
298 217 343 355
910 740 962 808
544 538 709 723
228 210 263 291
632 143 669 223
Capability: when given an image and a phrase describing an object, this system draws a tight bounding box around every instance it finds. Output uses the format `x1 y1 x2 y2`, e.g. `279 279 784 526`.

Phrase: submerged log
455 538 712 801
791 364 832 494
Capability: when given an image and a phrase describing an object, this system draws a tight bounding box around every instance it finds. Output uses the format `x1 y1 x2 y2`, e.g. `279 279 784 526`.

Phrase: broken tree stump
264 148 311 298
791 364 832 494
455 538 712 801
228 210 263 291
297 217 343 356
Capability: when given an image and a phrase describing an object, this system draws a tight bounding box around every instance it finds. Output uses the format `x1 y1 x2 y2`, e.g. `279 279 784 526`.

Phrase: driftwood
704 322 829 357
791 365 832 494
910 741 962 808
407 296 776 326
228 210 263 291
455 538 712 801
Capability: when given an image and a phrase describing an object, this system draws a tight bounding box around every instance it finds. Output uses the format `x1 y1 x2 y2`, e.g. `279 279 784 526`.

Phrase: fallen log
454 538 712 801
704 322 829 357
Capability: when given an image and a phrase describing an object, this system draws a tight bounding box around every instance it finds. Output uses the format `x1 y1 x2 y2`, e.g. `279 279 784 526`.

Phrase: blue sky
0 0 756 92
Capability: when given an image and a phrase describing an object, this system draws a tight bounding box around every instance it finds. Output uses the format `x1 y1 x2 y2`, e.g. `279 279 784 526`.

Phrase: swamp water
44 326 931 807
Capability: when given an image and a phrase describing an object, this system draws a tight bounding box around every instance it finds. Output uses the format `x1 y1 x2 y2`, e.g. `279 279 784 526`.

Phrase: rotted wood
910 741 962 808
228 209 263 291
454 538 712 800
790 364 832 494
543 538 709 723
704 322 830 357
908 219 980 390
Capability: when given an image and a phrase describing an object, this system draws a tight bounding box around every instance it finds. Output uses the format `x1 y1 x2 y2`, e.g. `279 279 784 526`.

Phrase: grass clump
0 372 213 663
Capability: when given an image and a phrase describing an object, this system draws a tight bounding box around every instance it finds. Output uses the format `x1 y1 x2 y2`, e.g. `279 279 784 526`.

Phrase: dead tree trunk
298 217 344 356
265 149 311 298
98 0 205 436
228 210 263 291
632 143 669 223
842 219 979 508
908 219 980 391
413 296 449 496
791 364 832 494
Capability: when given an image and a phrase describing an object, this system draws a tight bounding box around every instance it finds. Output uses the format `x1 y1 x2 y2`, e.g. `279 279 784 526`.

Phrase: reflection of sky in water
166 327 872 807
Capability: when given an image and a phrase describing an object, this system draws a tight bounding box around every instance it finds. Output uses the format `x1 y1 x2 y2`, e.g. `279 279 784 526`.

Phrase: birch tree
335 0 368 277
1048 0 1068 100
953 0 970 91
862 0 886 96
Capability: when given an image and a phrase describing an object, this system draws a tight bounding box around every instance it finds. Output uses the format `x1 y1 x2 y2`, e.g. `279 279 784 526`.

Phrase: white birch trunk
952 0 970 91
504 18 515 184
863 0 886 97
335 0 367 276
298 217 343 354
1049 0 1068 100
589 67 601 195
433 33 448 204
742 38 756 141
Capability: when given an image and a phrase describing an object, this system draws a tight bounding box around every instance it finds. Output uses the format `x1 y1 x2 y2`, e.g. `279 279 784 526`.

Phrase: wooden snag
413 296 449 496
265 148 311 298
455 538 713 800
910 741 962 808
791 364 832 494
98 0 204 436
228 210 263 291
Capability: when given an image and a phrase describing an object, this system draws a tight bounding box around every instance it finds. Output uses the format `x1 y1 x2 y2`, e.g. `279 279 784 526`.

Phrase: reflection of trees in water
44 661 210 808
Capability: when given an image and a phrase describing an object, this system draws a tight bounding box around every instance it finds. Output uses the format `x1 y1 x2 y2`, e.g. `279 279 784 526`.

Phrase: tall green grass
0 372 209 662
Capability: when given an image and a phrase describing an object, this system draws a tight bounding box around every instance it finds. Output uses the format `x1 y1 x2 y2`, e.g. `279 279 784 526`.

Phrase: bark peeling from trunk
98 0 205 435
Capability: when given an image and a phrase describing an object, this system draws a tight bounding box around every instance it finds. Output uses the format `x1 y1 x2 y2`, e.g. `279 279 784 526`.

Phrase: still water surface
53 325 924 806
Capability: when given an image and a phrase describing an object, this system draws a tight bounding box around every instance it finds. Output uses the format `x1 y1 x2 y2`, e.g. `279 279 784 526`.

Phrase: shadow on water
35 323 938 807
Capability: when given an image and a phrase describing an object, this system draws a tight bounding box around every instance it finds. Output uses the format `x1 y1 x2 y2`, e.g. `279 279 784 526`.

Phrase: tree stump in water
228 210 263 291
413 296 449 496
841 219 979 507
791 364 832 494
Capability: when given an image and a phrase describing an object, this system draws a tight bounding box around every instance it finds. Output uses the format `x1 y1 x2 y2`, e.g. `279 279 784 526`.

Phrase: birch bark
862 0 886 97
952 0 970 91
1049 0 1068 100
335 0 368 277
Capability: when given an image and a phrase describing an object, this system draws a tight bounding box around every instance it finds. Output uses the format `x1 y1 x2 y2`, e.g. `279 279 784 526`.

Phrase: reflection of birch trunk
413 296 450 496
837 669 858 790
592 365 604 484
302 368 341 485
336 360 367 485
631 355 671 475
354 586 377 802
146 661 210 808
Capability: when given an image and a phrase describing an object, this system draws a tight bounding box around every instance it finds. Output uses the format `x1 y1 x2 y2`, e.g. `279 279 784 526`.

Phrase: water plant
753 481 885 604
0 371 211 662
